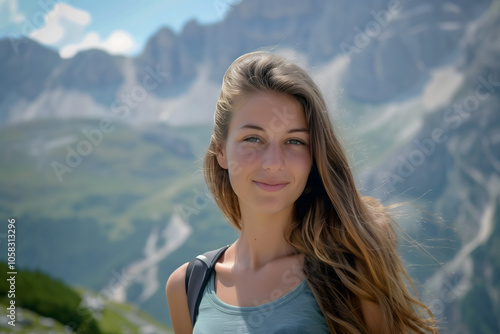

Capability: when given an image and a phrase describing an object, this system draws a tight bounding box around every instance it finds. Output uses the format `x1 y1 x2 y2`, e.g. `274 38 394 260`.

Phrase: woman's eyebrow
239 124 264 131
288 128 309 134
239 124 309 134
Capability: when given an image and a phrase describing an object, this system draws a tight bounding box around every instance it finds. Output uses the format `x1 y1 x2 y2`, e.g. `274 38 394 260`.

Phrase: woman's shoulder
166 262 192 334
166 262 189 297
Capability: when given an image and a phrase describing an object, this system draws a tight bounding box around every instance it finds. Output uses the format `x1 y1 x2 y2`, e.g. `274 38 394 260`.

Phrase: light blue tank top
193 271 330 334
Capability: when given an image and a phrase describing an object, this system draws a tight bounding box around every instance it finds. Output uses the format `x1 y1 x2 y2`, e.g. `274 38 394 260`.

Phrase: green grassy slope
0 263 174 334
0 117 238 326
0 118 203 238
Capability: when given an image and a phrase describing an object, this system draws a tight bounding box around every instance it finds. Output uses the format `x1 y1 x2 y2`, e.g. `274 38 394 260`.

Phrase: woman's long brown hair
203 51 437 333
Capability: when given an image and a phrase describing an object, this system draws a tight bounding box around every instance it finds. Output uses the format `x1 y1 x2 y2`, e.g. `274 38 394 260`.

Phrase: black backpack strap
185 245 229 326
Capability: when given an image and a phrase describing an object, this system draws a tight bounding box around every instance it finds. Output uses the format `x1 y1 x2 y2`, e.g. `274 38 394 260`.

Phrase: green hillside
0 118 238 326
0 262 173 333
0 118 205 240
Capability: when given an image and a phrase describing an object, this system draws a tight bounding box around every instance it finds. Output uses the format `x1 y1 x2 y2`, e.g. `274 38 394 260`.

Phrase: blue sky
0 0 240 57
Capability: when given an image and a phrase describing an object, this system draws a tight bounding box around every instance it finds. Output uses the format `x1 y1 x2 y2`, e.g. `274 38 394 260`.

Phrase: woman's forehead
230 91 307 131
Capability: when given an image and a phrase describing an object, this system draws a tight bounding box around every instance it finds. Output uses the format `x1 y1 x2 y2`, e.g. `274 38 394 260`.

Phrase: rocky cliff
0 0 493 125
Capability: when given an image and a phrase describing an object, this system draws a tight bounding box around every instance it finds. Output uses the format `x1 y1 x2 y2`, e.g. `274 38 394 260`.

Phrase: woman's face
216 91 312 218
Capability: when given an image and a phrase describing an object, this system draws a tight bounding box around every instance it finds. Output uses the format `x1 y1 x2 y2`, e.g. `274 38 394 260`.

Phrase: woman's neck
234 206 297 271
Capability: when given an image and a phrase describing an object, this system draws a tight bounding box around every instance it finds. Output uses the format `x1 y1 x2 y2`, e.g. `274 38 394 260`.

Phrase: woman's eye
244 137 261 143
287 139 305 145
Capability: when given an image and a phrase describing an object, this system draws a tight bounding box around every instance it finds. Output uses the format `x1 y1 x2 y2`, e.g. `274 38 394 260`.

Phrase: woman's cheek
236 143 260 164
227 159 243 176
287 147 311 162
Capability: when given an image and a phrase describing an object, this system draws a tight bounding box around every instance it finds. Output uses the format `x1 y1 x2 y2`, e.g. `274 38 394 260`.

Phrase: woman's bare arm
166 263 193 334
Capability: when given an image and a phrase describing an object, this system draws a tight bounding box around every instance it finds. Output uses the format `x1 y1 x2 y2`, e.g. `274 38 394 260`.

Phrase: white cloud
29 3 91 45
0 0 26 25
27 3 136 58
59 30 136 58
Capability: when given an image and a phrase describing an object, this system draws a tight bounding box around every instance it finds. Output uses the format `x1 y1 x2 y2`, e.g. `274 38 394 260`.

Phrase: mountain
0 0 494 125
1 0 499 332
362 2 500 332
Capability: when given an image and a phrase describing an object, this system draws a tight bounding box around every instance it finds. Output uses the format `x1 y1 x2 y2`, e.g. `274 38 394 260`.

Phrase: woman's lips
254 181 288 192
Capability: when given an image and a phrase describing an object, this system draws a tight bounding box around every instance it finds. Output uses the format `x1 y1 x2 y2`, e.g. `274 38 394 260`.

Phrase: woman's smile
253 180 289 192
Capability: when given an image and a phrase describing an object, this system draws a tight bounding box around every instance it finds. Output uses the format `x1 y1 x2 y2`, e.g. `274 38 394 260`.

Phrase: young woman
166 51 437 333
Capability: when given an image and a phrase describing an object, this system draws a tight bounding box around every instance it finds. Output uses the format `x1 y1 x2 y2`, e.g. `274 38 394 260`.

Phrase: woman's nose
261 143 285 171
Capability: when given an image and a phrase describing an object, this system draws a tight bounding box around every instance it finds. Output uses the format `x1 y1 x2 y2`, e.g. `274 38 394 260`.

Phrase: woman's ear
216 146 228 169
